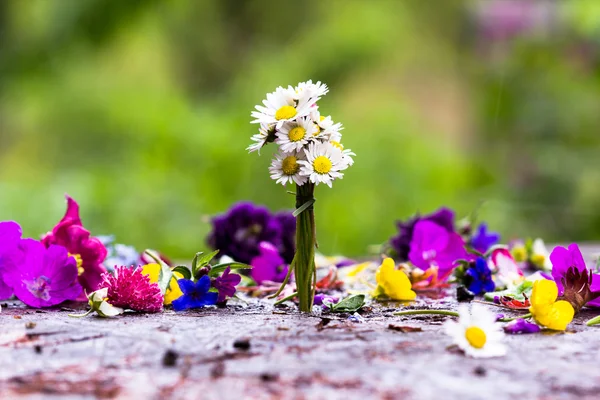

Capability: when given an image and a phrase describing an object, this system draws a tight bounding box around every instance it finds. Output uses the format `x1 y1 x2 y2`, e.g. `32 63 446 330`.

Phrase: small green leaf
192 250 220 271
173 266 191 280
330 294 366 313
293 199 315 217
209 262 252 277
157 262 173 294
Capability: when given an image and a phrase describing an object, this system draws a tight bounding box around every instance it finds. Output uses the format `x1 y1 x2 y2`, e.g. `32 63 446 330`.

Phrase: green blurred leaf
330 294 365 313
173 265 191 280
209 262 252 277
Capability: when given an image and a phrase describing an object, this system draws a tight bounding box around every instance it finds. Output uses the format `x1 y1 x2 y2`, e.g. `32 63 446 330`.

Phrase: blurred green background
1 0 599 258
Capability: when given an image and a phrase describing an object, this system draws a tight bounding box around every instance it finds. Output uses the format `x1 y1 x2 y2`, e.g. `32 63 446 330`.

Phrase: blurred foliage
0 0 599 258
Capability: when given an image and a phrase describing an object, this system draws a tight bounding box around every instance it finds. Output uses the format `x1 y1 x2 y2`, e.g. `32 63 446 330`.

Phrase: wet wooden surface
1 245 599 400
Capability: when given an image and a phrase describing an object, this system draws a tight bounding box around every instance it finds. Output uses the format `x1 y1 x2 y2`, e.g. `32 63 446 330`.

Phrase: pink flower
100 266 163 313
42 195 107 298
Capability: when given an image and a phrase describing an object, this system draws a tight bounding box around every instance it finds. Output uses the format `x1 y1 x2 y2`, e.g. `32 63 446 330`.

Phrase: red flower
42 195 107 298
101 266 163 313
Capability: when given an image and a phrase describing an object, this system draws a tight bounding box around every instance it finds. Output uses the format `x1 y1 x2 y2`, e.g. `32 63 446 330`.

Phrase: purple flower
42 195 107 298
470 223 500 254
274 211 296 264
389 208 455 262
550 244 600 311
464 257 495 295
213 267 242 303
2 239 82 308
172 276 218 311
207 202 286 264
408 220 468 279
0 221 23 300
503 319 541 334
250 242 290 284
314 294 339 310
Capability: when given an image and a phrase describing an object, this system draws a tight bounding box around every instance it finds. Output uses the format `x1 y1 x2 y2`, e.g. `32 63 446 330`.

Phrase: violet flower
550 244 600 311
274 211 296 264
172 276 218 311
314 294 339 310
42 195 107 297
0 221 23 300
250 242 289 284
212 267 242 303
389 207 455 262
464 257 496 295
207 202 285 264
408 220 468 279
2 239 82 308
503 319 541 335
470 223 500 254
101 266 163 313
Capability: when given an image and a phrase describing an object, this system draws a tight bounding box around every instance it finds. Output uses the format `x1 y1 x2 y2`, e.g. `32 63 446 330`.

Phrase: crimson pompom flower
42 195 107 297
100 266 163 313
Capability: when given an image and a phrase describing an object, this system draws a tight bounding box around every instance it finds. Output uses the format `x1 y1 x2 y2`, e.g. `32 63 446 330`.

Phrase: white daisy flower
531 238 552 271
309 109 344 142
329 140 356 167
294 80 329 101
251 85 319 129
275 117 318 153
445 304 506 358
247 124 276 154
298 142 348 188
269 150 308 186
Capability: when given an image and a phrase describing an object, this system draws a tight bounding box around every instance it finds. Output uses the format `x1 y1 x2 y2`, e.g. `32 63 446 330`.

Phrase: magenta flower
2 239 82 308
550 244 600 311
250 242 290 284
42 195 107 297
100 266 163 313
212 267 242 303
408 220 468 279
0 221 23 300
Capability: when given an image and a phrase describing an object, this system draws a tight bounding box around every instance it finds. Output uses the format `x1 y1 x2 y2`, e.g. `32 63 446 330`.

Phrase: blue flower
465 257 495 295
172 276 218 311
470 223 500 253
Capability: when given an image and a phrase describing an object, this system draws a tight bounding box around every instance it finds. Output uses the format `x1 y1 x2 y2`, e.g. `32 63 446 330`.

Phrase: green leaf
208 262 252 277
192 250 220 276
330 294 366 313
157 262 173 294
293 199 315 217
173 265 191 280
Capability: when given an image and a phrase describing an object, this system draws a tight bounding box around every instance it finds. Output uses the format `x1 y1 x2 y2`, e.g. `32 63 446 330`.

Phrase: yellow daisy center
313 156 332 174
275 105 297 121
69 253 84 276
531 254 545 266
330 141 344 150
281 156 299 176
465 326 486 349
288 126 306 142
512 247 527 262
313 123 321 136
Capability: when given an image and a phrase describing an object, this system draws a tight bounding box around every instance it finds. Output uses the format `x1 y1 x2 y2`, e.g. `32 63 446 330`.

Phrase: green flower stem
497 313 532 323
394 309 459 317
586 315 600 326
273 291 298 306
68 309 93 318
295 183 316 312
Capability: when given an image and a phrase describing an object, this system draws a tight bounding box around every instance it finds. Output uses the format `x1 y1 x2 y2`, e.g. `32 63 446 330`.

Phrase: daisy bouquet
249 81 354 311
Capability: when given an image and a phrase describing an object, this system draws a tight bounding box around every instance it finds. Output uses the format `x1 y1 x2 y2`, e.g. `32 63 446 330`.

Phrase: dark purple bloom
2 239 82 308
464 257 495 295
389 208 455 262
250 242 289 284
213 267 242 303
42 195 107 298
274 211 296 264
408 220 468 279
470 223 500 253
550 244 600 311
0 221 23 300
503 319 541 334
207 202 285 264
336 259 357 268
172 276 218 311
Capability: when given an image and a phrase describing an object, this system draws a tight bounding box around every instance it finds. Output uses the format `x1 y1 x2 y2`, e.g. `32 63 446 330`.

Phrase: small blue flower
172 276 218 311
465 257 495 295
470 223 500 253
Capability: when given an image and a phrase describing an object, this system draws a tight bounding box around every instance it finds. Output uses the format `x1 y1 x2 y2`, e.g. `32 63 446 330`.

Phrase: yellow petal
141 263 161 283
376 258 416 301
141 264 184 305
530 279 558 308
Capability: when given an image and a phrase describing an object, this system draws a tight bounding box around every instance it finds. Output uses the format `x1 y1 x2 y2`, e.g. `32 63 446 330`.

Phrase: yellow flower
142 263 184 305
529 279 574 331
374 258 416 301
